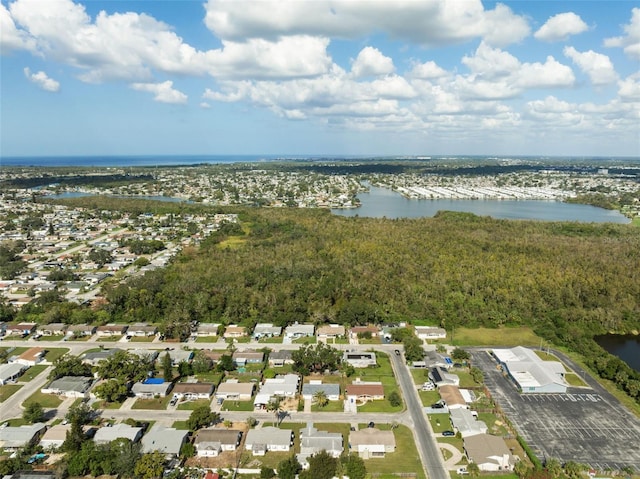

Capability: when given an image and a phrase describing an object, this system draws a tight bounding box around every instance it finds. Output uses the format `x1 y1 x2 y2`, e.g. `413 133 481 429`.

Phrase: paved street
1 337 454 477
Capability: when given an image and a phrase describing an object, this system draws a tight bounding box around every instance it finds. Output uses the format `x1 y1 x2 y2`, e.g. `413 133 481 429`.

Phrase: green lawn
478 412 509 436
451 326 541 347
177 399 212 410
19 365 48 382
172 420 189 429
44 347 70 362
0 384 23 402
1 346 29 356
428 414 451 433
258 336 283 344
221 399 254 411
130 336 156 342
454 369 482 388
565 372 588 387
131 396 172 410
194 336 220 343
293 337 316 344
410 368 429 385
362 424 425 479
192 371 225 385
97 336 122 342
353 353 403 413
41 335 65 342
92 400 124 410
419 390 442 407
6 418 29 426
311 400 344 413
23 391 63 408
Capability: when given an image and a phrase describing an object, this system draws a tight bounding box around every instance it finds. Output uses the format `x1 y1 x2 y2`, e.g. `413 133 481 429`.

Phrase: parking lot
472 350 640 470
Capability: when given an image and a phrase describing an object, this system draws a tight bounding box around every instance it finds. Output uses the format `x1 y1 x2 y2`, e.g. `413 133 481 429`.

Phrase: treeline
10 197 640 402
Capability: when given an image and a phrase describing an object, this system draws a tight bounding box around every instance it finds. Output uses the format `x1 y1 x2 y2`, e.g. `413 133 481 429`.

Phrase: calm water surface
332 186 630 223
595 335 640 372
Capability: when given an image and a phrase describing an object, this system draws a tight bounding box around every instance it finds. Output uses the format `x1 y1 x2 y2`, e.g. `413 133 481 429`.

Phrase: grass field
177 399 212 411
19 365 48 382
97 336 122 342
23 391 63 408
355 353 404 413
0 384 23 402
44 347 70 362
564 372 588 387
310 400 344 412
221 399 254 411
92 400 124 410
130 336 155 342
132 396 172 410
364 424 426 479
451 326 541 347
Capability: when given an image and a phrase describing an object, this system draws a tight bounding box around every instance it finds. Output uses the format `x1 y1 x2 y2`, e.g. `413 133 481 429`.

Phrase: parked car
431 403 445 409
394 349 401 356
457 467 469 475
421 381 435 391
442 430 455 437
367 421 375 428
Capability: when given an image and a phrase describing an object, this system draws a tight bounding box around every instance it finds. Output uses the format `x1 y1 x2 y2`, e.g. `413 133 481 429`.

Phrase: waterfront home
194 429 242 457
245 427 294 455
349 428 396 459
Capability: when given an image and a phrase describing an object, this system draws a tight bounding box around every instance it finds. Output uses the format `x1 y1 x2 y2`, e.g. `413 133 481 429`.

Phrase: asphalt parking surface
472 350 640 470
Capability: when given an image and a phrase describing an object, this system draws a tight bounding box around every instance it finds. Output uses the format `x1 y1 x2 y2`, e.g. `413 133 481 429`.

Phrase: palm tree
266 397 283 426
313 390 328 408
467 462 480 478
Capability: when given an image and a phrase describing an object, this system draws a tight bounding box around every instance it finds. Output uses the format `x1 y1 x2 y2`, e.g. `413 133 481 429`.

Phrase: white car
421 382 435 391
457 467 469 475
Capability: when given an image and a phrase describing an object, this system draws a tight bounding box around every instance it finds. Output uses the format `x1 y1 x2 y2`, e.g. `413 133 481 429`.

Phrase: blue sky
1 0 639 158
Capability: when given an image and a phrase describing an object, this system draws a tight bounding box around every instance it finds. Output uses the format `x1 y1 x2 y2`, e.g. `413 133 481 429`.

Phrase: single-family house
345 382 384 402
252 323 282 340
41 376 94 398
96 324 128 337
297 422 343 467
254 374 300 408
223 325 246 339
420 351 452 370
194 429 243 457
163 349 194 366
131 379 173 398
430 366 460 387
172 382 215 400
0 423 47 451
439 385 467 410
195 323 221 337
268 350 293 367
284 323 314 340
5 322 37 337
215 380 255 401
82 348 123 366
343 351 377 368
414 326 447 340
94 423 143 444
10 347 45 367
66 324 97 337
37 323 67 336
0 362 27 385
349 428 396 459
463 434 515 471
40 424 95 450
232 349 264 366
245 427 294 455
141 426 189 458
349 325 380 339
316 324 345 340
450 408 488 438
301 381 340 401
128 323 158 337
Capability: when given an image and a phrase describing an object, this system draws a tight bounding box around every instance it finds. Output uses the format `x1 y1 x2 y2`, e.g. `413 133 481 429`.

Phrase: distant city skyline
1 0 639 158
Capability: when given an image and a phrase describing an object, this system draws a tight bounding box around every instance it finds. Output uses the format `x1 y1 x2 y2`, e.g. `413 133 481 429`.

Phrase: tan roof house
11 347 45 367
316 324 345 340
194 429 243 457
464 434 516 471
96 324 128 336
345 383 384 401
223 325 246 338
215 380 255 401
439 385 467 410
172 382 215 400
349 428 396 459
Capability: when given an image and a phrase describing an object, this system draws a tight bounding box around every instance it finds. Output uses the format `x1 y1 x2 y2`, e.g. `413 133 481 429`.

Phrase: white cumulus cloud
130 80 187 103
604 7 640 60
1 3 35 52
351 47 394 78
534 12 588 42
563 46 618 85
408 60 448 79
23 67 60 91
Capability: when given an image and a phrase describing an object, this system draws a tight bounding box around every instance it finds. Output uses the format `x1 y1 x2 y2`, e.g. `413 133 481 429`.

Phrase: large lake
332 186 630 223
595 335 640 372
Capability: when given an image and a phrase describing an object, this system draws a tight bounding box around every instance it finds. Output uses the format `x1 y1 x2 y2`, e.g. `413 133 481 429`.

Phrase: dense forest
10 196 640 402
